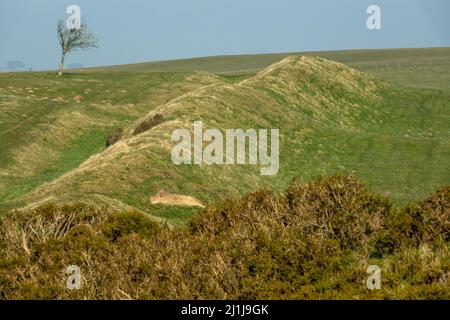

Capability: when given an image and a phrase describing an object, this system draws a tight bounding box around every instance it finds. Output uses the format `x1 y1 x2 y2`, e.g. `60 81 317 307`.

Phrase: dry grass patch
150 189 205 207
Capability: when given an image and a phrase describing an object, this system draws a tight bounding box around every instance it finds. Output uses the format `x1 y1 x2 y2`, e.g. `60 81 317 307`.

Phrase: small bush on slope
106 128 124 147
133 113 164 136
0 176 448 299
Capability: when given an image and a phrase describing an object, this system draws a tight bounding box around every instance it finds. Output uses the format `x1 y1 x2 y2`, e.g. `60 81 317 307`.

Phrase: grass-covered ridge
1 47 449 300
6 55 449 224
1 176 448 299
0 71 225 213
0 49 449 225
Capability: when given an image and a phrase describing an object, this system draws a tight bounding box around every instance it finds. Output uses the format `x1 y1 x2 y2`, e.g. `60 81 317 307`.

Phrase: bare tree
57 20 98 76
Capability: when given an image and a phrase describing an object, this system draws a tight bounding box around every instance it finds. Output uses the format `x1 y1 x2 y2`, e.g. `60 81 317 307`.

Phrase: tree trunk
58 52 66 77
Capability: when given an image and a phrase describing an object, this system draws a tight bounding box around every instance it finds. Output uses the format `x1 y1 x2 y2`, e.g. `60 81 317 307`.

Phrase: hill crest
16 56 391 218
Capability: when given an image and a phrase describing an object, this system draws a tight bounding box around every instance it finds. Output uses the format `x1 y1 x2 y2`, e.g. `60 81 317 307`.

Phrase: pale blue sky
0 0 449 70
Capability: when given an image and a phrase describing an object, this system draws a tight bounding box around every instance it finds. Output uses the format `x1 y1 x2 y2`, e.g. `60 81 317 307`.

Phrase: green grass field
96 47 450 90
0 48 449 225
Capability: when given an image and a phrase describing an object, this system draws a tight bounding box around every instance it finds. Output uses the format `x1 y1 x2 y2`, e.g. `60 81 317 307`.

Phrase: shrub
415 185 450 242
102 211 161 241
372 185 450 255
285 176 388 249
106 128 124 147
133 114 164 136
0 176 448 299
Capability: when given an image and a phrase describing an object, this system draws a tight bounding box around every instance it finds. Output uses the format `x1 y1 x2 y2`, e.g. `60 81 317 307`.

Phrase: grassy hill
0 71 223 212
0 48 449 225
0 48 449 299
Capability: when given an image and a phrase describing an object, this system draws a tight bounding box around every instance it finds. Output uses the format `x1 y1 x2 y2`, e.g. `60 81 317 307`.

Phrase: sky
0 0 449 70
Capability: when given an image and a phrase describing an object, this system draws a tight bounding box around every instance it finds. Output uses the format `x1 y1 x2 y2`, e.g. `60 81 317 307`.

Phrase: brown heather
0 176 449 299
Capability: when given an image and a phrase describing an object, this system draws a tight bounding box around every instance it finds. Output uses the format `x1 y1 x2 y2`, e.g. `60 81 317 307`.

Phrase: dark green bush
133 114 164 136
106 128 124 147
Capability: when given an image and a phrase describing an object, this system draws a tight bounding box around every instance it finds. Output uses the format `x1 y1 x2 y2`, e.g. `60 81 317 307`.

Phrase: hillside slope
0 71 225 212
12 56 450 224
